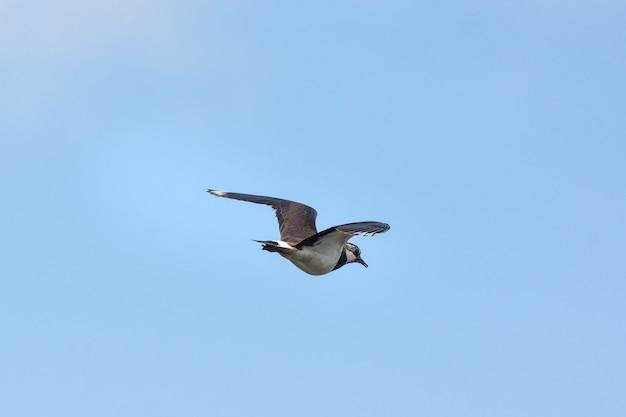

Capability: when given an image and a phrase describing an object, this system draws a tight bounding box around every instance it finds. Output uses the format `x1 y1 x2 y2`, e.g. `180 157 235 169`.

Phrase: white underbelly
285 246 342 276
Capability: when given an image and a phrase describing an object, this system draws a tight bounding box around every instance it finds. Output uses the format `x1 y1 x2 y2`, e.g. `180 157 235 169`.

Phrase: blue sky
2 1 625 416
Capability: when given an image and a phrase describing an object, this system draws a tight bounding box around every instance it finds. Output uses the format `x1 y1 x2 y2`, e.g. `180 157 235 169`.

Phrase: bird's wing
207 189 318 243
296 221 390 248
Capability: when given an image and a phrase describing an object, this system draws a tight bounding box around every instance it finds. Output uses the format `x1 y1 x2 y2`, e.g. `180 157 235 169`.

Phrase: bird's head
345 242 368 268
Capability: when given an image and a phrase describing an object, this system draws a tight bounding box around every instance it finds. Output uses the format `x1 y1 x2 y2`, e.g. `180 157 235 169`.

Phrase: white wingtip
207 189 226 197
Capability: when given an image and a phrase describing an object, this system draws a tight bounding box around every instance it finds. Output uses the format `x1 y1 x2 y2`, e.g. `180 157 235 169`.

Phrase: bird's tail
252 240 294 253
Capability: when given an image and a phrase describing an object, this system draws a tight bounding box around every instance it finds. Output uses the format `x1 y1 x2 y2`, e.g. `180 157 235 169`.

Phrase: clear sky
2 1 625 416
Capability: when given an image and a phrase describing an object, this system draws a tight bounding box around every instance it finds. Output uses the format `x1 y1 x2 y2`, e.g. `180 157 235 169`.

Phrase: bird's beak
357 257 368 268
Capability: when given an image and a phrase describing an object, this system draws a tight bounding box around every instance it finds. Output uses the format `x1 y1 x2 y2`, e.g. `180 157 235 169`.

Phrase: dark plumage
207 189 390 275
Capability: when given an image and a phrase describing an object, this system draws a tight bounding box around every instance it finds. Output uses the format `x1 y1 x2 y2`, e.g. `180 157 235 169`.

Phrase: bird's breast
282 246 342 276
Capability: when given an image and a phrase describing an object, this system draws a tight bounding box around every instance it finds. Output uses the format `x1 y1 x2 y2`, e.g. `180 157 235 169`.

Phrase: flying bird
207 189 390 275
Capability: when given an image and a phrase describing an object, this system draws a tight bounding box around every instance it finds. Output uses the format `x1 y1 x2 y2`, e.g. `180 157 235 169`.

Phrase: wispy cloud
1 0 252 135
2 1 173 63
0 0 251 73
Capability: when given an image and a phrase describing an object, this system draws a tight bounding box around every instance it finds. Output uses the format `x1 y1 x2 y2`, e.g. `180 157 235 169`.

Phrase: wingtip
207 189 226 197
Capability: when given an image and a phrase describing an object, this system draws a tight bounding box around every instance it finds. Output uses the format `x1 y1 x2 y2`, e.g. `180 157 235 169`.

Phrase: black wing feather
297 221 390 247
207 190 318 243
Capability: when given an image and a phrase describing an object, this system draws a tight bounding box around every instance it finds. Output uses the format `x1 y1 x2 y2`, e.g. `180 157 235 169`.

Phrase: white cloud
2 1 166 61
0 0 247 70
0 0 253 136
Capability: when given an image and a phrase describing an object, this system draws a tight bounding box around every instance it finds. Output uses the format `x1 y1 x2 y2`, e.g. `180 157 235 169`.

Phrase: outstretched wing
207 189 318 244
297 221 390 248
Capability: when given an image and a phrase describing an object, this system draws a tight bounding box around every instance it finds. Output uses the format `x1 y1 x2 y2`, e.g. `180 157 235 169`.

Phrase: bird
207 189 390 275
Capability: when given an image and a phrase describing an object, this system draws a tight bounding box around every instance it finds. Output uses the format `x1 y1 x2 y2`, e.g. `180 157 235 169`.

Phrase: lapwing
207 189 390 275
